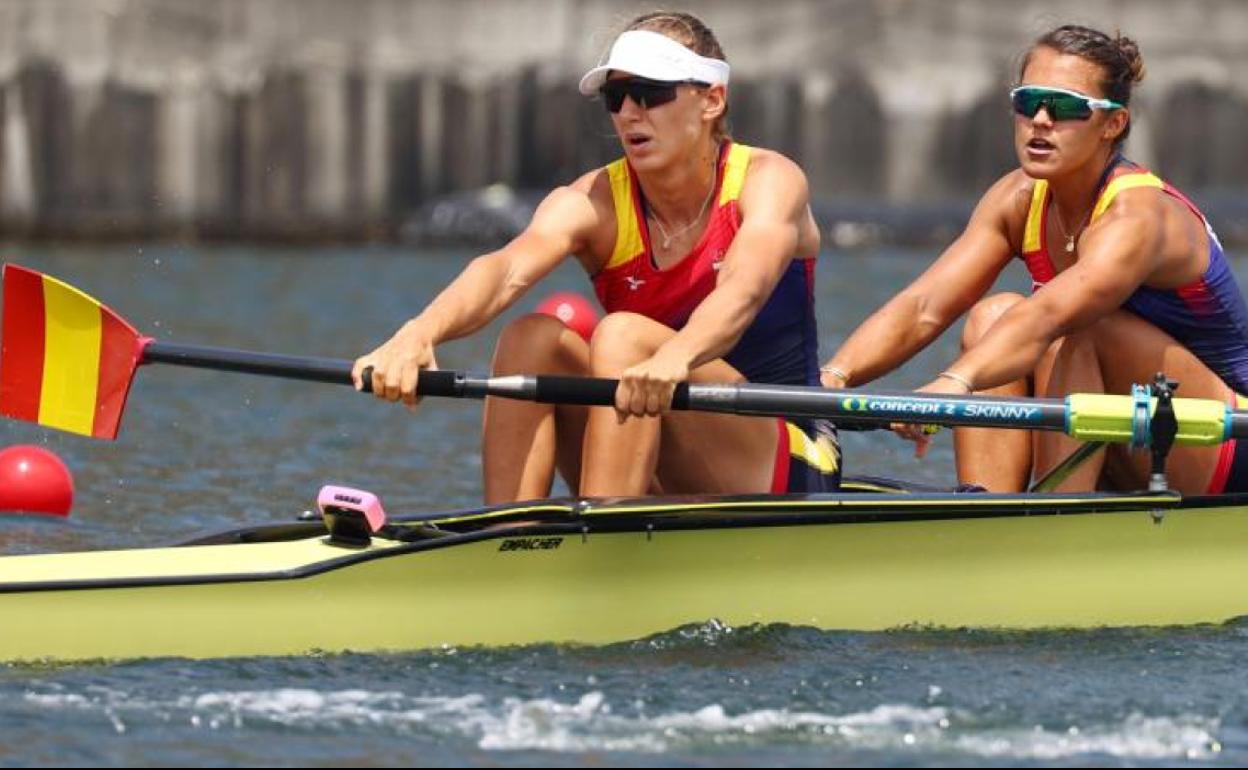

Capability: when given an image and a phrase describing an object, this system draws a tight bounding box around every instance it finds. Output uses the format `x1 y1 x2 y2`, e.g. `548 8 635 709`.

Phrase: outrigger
3 264 1248 663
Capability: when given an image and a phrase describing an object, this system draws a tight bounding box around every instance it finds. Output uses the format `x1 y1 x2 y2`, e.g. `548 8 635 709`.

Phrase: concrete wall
0 0 1245 239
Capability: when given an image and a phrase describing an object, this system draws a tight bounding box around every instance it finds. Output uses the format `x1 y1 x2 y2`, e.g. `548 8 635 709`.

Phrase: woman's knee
1061 310 1194 387
1069 309 1146 346
589 312 668 371
492 313 587 373
962 292 1026 350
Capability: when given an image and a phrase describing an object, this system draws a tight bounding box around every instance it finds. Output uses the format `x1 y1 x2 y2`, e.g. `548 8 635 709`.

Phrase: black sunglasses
598 77 709 113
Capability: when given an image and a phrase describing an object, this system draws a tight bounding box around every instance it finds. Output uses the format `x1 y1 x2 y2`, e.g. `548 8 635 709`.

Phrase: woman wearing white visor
354 12 838 502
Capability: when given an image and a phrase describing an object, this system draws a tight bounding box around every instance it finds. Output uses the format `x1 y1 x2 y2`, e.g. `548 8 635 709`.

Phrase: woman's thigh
588 312 782 495
1055 309 1235 492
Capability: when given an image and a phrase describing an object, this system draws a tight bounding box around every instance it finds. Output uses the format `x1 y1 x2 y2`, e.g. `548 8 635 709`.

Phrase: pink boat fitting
317 485 388 546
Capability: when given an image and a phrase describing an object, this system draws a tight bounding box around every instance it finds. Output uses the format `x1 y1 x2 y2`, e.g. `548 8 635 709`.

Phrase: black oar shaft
142 341 355 385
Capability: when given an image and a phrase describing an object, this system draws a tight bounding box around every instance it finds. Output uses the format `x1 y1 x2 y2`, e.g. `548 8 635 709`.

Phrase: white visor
578 30 731 95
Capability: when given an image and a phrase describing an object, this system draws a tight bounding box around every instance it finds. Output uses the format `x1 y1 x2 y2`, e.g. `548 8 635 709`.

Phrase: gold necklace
1052 199 1092 254
650 165 717 250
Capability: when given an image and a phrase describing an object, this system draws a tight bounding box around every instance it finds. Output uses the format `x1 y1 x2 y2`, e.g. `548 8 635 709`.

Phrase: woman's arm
938 194 1165 392
821 171 1026 388
352 177 606 407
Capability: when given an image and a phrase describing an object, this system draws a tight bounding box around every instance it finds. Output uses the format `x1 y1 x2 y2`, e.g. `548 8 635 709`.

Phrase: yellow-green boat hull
1 490 1246 662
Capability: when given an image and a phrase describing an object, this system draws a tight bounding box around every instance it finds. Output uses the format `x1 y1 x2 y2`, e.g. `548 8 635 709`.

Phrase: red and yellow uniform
593 141 840 493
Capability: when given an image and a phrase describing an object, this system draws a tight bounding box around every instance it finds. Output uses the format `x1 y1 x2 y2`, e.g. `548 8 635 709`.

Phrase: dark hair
1021 25 1146 145
624 11 731 142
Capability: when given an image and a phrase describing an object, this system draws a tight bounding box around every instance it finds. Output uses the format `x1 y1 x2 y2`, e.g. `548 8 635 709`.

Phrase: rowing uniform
1020 156 1248 493
592 141 840 493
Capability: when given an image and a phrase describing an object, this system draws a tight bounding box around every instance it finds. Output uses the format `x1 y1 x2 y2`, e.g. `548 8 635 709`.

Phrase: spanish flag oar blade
0 264 146 440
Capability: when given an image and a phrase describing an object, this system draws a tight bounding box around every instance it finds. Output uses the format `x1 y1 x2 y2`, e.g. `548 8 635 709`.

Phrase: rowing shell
1 478 1245 663
3 264 1246 662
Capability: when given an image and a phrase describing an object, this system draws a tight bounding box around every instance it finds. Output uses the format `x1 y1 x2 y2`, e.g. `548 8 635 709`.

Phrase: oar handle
531 374 691 409
412 371 692 408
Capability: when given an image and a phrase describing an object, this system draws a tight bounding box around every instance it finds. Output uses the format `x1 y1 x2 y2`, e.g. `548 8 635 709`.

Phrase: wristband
820 365 850 383
937 370 974 392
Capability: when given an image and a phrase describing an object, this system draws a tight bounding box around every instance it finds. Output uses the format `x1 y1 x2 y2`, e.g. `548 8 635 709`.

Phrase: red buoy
0 445 74 517
535 292 601 343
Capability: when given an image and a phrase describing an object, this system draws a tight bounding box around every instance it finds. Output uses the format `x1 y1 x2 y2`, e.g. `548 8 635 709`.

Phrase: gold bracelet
820 365 849 383
938 370 974 392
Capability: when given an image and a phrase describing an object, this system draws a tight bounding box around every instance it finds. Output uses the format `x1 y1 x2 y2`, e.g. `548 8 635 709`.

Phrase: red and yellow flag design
0 264 144 439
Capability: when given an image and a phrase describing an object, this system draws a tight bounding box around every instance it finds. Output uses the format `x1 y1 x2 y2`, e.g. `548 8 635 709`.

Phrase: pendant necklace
1052 200 1091 253
1053 154 1122 254
650 162 717 250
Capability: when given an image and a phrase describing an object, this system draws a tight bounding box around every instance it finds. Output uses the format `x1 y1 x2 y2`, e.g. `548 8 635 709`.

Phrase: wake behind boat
4 263 1248 663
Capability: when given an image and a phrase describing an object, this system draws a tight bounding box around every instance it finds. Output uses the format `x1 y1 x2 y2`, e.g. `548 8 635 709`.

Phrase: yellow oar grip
1067 394 1229 446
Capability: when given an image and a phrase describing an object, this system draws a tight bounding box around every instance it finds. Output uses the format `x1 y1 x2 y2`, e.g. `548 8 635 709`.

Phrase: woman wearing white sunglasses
821 24 1248 494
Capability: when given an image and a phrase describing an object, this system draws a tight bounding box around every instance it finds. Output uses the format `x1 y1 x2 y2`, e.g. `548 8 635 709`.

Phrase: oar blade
0 264 145 440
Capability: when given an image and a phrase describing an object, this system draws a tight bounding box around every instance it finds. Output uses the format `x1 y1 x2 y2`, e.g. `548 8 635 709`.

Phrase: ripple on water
15 679 1224 763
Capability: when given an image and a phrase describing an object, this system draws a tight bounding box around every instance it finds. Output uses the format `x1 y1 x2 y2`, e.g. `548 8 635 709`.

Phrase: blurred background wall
0 0 1245 243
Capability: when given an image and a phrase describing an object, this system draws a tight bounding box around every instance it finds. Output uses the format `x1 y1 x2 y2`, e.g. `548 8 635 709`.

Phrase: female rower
820 24 1248 494
353 12 839 502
